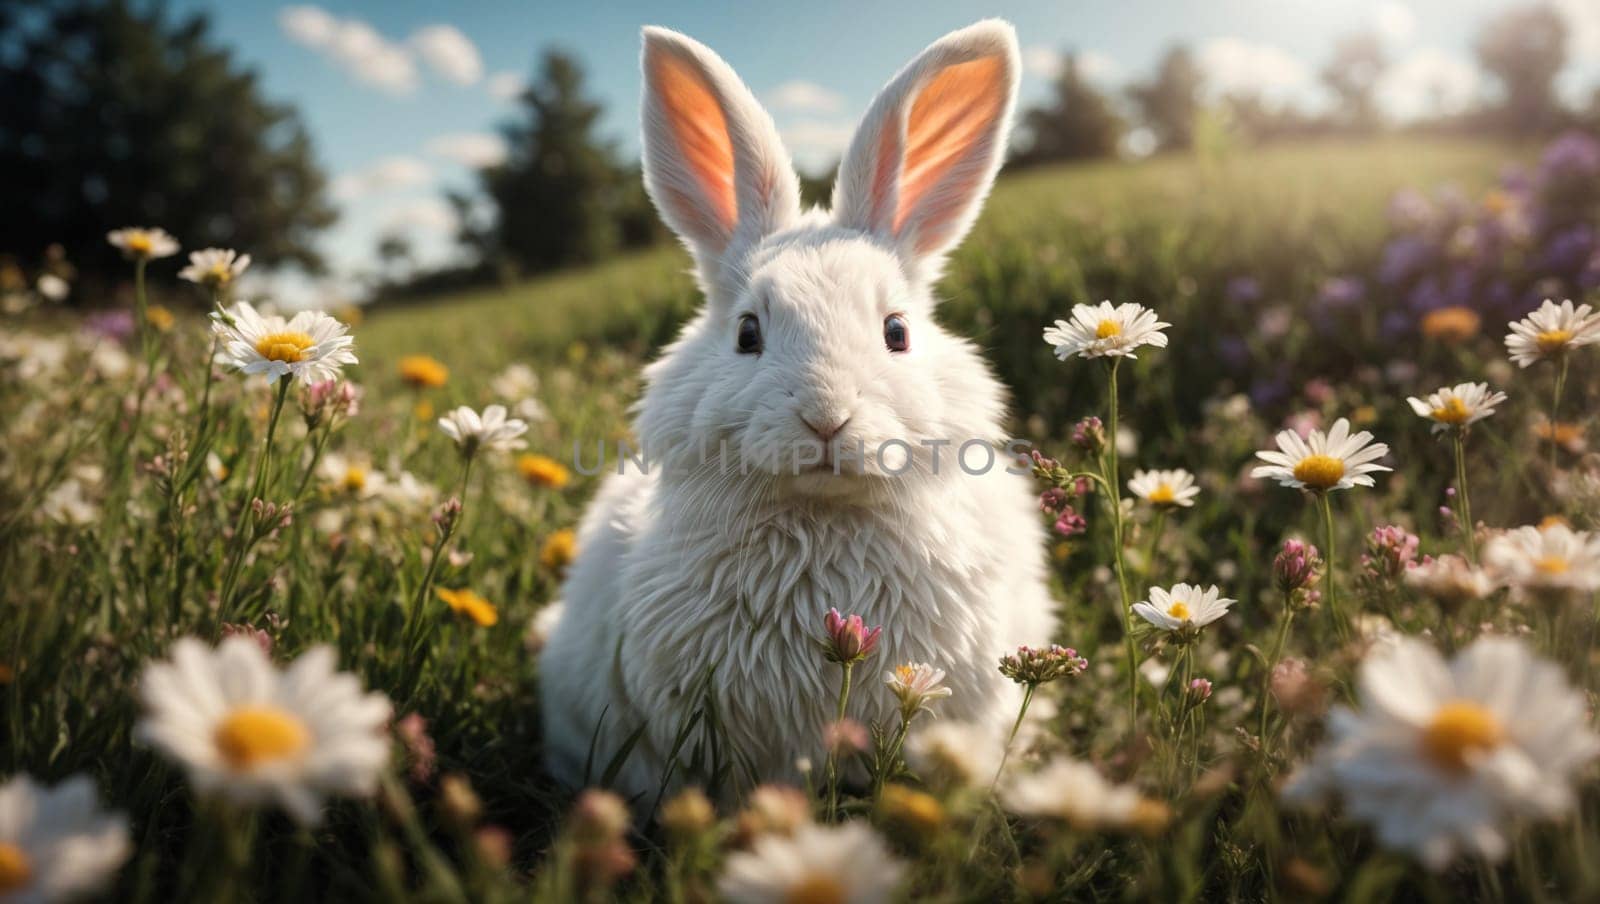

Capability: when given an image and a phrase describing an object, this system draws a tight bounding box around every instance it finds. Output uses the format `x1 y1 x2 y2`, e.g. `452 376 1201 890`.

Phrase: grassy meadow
6 135 1600 902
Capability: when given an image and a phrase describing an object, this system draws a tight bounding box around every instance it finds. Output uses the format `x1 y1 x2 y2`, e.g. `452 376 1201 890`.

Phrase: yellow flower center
1292 454 1345 490
0 842 32 893
1420 701 1503 773
1535 555 1570 575
342 466 367 493
126 233 153 255
1430 397 1472 425
254 332 315 364
146 305 175 331
1129 798 1173 836
1421 306 1481 343
1148 483 1176 504
399 355 449 388
209 262 233 284
436 588 499 627
213 705 311 769
786 874 847 904
1095 319 1122 339
1166 601 1191 621
516 454 571 489
1536 329 1574 353
894 664 916 684
541 528 578 570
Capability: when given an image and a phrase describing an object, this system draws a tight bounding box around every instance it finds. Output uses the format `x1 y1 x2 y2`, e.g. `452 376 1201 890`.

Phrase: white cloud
382 197 459 235
1373 1 1417 47
425 133 508 168
780 120 854 172
1022 46 1062 80
1378 48 1480 120
331 156 433 201
279 6 418 95
1553 0 1600 62
487 71 525 102
279 5 335 46
765 80 845 114
1023 46 1119 83
1197 37 1316 104
1078 51 1121 83
410 24 483 86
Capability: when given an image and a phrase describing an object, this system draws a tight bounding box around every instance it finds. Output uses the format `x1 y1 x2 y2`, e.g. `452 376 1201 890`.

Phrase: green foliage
1015 53 1126 165
465 50 664 279
1476 3 1570 134
1127 45 1204 152
5 139 1599 901
0 0 336 288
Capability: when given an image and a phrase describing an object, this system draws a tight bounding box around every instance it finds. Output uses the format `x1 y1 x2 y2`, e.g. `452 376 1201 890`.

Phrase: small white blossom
1043 301 1169 360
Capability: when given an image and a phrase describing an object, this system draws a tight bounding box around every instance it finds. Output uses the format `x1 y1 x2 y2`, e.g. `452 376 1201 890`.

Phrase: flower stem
1103 359 1139 728
1550 355 1569 474
1318 493 1345 641
1453 431 1475 561
1258 595 1295 744
217 379 292 616
990 682 1036 792
824 661 855 819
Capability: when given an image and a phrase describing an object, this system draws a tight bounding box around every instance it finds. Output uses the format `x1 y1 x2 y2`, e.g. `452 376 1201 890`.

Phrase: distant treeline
0 1 1595 304
378 2 1599 302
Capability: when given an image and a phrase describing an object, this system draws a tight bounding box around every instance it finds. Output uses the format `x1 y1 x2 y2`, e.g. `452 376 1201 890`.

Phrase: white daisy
35 274 69 303
490 362 540 400
437 405 528 455
178 248 252 290
1406 382 1508 434
1482 523 1600 599
1127 468 1200 508
211 301 357 385
0 774 131 903
1043 301 1170 360
1251 417 1391 493
135 636 392 826
1404 555 1495 606
377 471 438 513
39 478 98 526
884 662 953 721
1504 299 1600 367
905 720 1002 788
105 227 179 261
1000 758 1168 833
1282 636 1600 870
316 453 385 499
717 820 905 904
1132 583 1234 631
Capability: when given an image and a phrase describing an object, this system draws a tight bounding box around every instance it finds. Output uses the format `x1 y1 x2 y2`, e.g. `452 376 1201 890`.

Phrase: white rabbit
538 19 1056 802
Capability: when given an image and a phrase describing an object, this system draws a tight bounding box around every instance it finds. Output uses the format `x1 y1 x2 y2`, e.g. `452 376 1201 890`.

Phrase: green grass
359 137 1507 372
6 136 1599 902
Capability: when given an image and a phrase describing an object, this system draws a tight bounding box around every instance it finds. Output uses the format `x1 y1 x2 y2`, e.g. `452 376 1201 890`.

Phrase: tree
1128 46 1203 152
1015 52 1125 164
469 50 630 276
1322 32 1387 133
1476 3 1569 134
0 0 336 291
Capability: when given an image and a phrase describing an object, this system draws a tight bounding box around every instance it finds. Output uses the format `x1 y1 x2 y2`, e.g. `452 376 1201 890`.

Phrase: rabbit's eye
884 314 910 352
736 314 763 354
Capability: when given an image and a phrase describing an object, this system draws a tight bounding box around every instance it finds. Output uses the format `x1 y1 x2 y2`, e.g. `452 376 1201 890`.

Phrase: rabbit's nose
800 413 852 443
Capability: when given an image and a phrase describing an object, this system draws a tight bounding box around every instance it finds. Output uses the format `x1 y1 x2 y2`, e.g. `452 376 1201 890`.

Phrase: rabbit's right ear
640 27 801 275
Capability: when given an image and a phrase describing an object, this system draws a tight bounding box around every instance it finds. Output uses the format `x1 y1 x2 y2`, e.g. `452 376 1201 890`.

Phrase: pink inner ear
650 49 738 236
893 55 1006 251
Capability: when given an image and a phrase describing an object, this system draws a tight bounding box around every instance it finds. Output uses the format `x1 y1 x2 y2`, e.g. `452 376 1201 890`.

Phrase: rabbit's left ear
831 20 1019 275
641 27 801 278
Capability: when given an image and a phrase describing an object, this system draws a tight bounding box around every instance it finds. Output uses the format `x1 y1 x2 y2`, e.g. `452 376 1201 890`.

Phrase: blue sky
167 1 1600 305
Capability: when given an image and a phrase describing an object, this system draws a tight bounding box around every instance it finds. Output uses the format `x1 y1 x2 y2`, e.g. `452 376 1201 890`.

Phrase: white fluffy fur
539 20 1055 803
